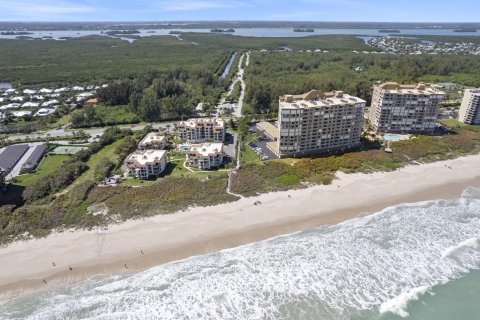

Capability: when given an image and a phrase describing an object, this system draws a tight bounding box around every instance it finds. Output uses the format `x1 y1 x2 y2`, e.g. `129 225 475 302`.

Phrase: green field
15 155 70 187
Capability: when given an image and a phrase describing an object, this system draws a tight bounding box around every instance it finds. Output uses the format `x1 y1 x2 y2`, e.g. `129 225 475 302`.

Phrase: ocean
1 187 480 320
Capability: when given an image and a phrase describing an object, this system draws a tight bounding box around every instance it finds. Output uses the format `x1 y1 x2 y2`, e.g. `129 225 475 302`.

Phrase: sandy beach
1 154 480 297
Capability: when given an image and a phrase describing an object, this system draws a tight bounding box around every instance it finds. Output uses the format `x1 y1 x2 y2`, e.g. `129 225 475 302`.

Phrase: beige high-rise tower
276 90 366 158
369 82 444 133
458 89 480 125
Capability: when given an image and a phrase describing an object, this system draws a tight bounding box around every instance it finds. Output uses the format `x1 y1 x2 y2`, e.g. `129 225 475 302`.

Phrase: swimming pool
383 133 408 142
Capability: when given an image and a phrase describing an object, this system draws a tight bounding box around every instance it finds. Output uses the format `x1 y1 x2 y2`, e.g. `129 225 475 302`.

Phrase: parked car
261 155 269 161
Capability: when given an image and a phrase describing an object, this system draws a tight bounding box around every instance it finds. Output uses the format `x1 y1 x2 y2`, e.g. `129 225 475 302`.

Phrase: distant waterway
0 82 12 89
0 28 479 42
220 51 237 79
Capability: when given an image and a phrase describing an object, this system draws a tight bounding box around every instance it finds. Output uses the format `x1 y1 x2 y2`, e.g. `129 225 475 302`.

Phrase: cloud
0 0 97 20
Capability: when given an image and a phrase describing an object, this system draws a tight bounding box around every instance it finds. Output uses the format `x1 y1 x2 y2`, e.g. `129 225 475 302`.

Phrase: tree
94 157 115 181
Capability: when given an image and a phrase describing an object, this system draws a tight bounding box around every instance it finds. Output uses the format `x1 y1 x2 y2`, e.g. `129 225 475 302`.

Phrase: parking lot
247 123 279 161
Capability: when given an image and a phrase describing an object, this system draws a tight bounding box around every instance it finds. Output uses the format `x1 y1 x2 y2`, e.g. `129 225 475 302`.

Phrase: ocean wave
379 286 429 317
2 190 480 320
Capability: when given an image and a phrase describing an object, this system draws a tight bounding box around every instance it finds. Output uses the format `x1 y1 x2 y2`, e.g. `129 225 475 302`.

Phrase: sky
0 0 478 22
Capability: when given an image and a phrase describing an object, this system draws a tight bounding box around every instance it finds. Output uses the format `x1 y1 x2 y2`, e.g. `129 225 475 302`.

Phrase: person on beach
43 279 47 284
69 265 73 271
140 250 144 255
52 262 56 267
124 264 128 268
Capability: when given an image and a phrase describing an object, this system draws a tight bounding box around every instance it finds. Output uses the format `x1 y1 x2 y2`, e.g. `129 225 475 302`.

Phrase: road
5 122 175 142
220 51 249 118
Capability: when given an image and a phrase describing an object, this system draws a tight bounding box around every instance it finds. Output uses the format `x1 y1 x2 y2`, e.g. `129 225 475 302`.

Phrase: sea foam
1 188 480 320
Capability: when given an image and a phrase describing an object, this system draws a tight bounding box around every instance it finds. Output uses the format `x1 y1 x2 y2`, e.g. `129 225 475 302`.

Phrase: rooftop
139 132 166 146
178 118 225 128
188 143 223 156
376 82 445 95
127 150 167 166
279 90 365 109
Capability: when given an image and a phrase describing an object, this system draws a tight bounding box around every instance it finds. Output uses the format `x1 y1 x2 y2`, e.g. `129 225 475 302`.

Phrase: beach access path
1 154 480 296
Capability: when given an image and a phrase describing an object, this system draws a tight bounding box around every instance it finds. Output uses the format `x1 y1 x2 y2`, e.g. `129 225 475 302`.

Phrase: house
0 103 21 110
38 88 53 94
23 89 37 95
126 150 168 179
185 143 224 170
21 102 40 108
34 107 57 117
138 132 167 150
5 89 16 96
42 99 59 107
10 96 24 102
12 110 32 117
85 98 98 105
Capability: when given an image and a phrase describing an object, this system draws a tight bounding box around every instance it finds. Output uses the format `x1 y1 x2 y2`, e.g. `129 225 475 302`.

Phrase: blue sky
0 0 478 22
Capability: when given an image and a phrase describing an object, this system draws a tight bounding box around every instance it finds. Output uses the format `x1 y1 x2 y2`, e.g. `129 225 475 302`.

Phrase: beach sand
1 154 480 297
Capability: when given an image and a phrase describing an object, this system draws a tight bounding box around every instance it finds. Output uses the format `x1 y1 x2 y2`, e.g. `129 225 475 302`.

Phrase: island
105 30 141 36
210 28 235 33
453 28 477 32
293 28 315 32
378 29 401 33
0 31 33 35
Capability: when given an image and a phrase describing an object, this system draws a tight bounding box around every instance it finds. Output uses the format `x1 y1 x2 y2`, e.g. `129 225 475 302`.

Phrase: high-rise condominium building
277 90 366 158
176 118 225 143
458 89 480 125
369 82 444 133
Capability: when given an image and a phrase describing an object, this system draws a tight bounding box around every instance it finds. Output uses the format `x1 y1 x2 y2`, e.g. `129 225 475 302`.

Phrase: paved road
5 122 175 142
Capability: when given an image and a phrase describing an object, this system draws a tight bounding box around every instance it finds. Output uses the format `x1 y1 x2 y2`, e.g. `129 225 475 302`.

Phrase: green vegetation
14 155 69 187
22 127 132 202
243 51 480 114
96 68 225 123
70 105 140 128
0 34 369 87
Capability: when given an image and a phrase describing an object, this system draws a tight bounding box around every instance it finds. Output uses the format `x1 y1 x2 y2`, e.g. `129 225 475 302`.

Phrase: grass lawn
15 155 70 187
241 145 261 164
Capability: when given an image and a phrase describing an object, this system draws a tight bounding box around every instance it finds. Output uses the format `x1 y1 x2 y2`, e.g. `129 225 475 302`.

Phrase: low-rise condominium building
369 82 444 133
276 90 366 158
126 149 168 179
186 143 224 170
138 132 167 150
176 118 225 143
458 88 480 125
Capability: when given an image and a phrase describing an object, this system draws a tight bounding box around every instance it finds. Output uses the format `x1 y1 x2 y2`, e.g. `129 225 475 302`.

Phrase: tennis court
50 145 89 155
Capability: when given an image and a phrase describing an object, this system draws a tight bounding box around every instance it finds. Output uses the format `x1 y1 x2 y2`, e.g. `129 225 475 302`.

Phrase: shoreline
1 154 480 298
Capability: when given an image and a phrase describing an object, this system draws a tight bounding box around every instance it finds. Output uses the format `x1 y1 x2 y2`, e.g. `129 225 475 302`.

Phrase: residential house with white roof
21 102 40 108
34 107 57 117
23 89 37 95
38 88 53 94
